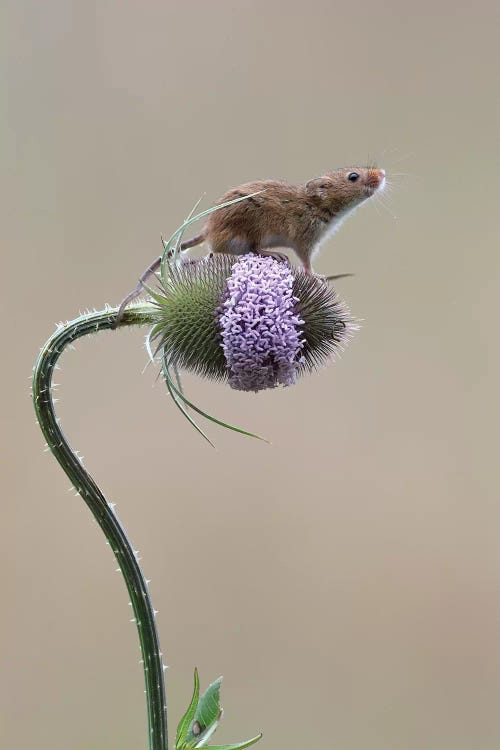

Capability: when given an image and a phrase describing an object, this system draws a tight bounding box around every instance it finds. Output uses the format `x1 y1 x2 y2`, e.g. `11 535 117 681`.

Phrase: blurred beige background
3 1 500 748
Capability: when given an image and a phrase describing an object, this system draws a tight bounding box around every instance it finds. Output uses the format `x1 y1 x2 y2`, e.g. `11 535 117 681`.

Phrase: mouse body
182 166 386 273
113 166 385 325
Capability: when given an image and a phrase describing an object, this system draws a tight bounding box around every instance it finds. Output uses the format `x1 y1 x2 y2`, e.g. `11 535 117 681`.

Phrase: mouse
113 166 385 325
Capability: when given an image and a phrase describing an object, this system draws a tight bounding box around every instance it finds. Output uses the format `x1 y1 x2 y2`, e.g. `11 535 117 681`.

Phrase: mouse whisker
373 190 398 221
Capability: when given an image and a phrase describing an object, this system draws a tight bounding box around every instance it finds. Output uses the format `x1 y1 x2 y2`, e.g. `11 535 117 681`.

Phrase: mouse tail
180 232 205 251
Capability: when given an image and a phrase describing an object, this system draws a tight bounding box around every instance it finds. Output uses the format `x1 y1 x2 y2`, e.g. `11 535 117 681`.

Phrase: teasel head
145 250 355 442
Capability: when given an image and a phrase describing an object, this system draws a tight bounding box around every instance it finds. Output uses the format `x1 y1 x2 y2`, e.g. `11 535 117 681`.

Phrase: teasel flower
146 238 355 442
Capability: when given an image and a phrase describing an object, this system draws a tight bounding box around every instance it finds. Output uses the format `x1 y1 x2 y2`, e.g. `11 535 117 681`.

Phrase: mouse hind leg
258 248 291 265
226 239 290 265
258 234 295 266
210 236 256 256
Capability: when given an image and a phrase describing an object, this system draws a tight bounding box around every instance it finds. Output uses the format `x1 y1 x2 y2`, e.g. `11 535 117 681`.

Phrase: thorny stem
32 304 168 750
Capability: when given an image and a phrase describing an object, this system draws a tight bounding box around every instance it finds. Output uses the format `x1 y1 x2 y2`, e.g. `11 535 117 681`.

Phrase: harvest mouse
113 166 385 325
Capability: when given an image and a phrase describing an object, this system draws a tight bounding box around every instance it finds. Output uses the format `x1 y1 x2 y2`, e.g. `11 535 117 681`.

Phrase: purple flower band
219 255 306 392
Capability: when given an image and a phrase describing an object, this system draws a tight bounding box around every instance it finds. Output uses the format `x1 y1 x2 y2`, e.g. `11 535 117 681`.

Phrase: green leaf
172 361 185 398
176 669 200 749
177 672 262 750
161 196 205 287
206 734 263 750
184 677 223 748
164 361 268 443
163 361 215 448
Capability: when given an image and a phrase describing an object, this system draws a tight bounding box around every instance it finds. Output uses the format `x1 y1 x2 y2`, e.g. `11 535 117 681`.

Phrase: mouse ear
305 177 329 195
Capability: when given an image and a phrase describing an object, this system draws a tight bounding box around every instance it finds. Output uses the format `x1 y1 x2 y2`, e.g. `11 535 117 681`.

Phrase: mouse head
305 166 386 213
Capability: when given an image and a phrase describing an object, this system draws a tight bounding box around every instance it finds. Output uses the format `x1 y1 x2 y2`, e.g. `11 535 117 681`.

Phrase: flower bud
151 253 354 393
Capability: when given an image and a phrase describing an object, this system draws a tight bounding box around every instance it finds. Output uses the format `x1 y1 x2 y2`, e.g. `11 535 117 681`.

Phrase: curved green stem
32 304 168 750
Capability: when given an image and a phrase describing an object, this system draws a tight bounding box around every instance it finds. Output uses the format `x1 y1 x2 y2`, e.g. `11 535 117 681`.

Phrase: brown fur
182 166 385 273
113 167 385 326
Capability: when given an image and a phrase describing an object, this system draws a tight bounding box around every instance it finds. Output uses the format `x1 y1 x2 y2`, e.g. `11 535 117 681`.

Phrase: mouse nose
367 168 386 188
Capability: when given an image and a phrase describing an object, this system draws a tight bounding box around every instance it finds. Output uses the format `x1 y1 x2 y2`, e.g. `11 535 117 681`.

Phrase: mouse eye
348 172 360 182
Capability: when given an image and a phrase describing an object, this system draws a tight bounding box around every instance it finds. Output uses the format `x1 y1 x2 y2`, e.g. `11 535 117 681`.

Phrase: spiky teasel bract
148 255 233 381
144 251 354 441
292 270 356 373
148 254 354 387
